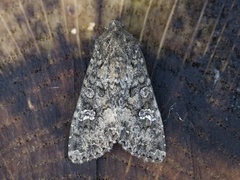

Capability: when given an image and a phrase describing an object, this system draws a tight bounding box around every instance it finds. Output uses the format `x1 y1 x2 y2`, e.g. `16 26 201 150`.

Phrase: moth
68 20 166 164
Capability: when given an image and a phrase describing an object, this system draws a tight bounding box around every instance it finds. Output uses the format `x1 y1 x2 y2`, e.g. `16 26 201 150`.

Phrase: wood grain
0 0 239 179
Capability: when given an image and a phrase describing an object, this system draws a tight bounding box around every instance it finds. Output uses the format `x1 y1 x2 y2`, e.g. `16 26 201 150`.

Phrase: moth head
107 20 123 31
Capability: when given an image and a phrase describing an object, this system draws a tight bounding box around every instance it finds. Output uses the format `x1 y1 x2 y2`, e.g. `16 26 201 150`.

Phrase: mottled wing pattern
68 21 166 164
116 34 166 163
68 28 121 164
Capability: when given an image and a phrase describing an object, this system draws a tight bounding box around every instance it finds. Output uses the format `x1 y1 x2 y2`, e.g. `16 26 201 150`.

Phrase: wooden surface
0 0 240 179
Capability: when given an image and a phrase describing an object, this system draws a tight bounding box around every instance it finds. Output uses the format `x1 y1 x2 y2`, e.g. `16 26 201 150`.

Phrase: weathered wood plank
0 0 239 179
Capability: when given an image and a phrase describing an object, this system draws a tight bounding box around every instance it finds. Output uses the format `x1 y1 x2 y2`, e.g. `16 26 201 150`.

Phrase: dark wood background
0 0 239 179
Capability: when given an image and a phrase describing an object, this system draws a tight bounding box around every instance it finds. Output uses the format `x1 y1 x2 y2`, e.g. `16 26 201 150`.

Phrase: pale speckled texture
68 21 166 164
